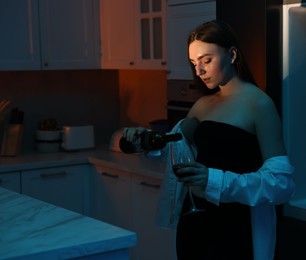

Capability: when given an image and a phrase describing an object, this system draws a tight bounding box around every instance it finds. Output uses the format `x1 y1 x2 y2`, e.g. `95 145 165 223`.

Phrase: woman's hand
122 127 147 142
176 161 209 198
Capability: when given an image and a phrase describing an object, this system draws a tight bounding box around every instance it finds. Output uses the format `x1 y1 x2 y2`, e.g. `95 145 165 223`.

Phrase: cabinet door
21 165 88 214
0 0 41 70
91 164 133 231
100 0 166 70
39 0 100 70
131 174 176 260
135 0 167 69
167 1 216 79
100 0 136 69
0 172 21 193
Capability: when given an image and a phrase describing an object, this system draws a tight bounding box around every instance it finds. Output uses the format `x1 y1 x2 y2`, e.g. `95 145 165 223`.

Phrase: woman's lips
202 78 210 84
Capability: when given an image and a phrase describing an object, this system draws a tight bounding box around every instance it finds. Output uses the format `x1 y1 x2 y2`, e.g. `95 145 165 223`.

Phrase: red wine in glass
170 142 205 214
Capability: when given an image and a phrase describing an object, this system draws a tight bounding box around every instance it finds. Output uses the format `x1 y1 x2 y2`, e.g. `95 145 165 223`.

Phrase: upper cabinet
100 0 167 70
0 0 40 70
39 0 100 70
0 0 100 71
166 1 216 79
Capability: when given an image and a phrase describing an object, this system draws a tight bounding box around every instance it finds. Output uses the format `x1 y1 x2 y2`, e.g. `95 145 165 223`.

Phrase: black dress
176 120 263 260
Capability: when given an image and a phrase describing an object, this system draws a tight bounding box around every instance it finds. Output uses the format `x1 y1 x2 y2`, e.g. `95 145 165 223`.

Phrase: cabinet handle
129 61 134 65
40 171 67 179
161 61 167 65
0 178 2 184
140 181 160 190
101 172 119 179
44 62 49 67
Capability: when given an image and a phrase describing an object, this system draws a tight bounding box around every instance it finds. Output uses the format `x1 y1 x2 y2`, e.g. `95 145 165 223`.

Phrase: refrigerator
216 0 306 221
282 2 306 221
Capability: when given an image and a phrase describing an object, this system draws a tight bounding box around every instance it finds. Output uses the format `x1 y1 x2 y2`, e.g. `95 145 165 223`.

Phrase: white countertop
0 146 164 259
0 146 165 180
0 187 136 260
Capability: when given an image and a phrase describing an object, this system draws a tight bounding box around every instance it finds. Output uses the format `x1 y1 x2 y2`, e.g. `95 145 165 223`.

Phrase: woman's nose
195 65 205 76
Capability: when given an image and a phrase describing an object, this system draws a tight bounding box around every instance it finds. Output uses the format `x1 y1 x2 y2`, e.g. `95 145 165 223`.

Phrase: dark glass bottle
119 131 182 153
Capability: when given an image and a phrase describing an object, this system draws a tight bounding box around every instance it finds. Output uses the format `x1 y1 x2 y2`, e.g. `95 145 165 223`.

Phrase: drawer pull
101 172 119 179
140 181 160 189
40 171 67 179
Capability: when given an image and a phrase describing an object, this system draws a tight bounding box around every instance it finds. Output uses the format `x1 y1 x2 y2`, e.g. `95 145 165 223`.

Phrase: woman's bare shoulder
187 95 213 118
244 84 275 108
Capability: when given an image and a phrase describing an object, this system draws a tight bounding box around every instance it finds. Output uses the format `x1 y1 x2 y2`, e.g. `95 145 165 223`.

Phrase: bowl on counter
35 130 61 153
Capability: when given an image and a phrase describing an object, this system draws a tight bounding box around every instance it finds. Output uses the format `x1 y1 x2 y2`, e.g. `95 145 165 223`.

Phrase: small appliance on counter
61 125 95 151
109 128 124 152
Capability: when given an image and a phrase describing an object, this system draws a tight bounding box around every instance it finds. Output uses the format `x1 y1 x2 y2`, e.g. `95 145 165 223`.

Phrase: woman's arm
205 156 295 206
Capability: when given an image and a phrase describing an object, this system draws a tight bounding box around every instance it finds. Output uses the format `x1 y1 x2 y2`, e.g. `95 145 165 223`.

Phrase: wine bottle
119 130 182 153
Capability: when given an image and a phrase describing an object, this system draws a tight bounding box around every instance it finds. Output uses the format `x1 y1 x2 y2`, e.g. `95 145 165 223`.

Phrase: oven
167 80 204 130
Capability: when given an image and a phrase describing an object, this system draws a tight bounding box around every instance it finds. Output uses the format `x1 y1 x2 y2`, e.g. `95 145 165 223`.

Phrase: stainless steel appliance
216 0 283 114
167 80 204 130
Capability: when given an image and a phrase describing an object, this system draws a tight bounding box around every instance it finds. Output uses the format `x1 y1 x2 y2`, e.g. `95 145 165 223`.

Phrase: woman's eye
204 59 211 64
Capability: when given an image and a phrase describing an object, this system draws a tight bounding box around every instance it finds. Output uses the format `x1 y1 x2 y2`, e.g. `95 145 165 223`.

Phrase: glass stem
188 187 197 210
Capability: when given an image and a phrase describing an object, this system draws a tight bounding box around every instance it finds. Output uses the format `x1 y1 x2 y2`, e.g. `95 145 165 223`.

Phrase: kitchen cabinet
90 164 133 230
91 163 176 260
100 0 167 70
0 0 100 71
166 1 216 79
131 173 176 260
21 164 89 214
0 172 21 193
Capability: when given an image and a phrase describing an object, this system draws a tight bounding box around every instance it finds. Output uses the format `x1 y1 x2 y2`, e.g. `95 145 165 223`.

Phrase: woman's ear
229 46 238 64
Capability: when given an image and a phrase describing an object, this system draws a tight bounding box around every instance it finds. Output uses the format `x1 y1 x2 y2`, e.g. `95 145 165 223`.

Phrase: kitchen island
0 187 136 260
0 146 172 260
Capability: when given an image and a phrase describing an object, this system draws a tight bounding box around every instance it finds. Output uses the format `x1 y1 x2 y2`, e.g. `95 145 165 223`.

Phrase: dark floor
277 216 306 260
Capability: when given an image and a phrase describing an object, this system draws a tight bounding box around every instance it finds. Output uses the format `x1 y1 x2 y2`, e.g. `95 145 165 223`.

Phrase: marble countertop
88 149 165 180
0 146 165 180
0 146 164 259
0 187 137 259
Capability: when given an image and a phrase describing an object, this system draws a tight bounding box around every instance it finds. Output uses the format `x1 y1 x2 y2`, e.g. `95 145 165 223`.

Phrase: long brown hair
188 20 257 93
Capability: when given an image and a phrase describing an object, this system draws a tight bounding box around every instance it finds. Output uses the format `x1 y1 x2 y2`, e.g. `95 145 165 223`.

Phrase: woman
123 20 295 259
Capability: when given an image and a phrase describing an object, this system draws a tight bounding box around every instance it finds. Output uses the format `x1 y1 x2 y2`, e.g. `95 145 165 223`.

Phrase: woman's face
189 40 234 89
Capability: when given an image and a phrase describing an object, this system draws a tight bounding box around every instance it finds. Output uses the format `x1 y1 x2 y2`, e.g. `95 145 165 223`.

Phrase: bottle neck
141 131 182 150
164 133 182 142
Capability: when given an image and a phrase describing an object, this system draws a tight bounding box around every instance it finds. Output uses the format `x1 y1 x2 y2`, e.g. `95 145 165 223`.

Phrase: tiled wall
118 69 167 128
0 69 168 153
0 69 120 152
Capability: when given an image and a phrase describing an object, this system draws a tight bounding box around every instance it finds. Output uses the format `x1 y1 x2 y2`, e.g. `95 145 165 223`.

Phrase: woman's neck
219 76 244 95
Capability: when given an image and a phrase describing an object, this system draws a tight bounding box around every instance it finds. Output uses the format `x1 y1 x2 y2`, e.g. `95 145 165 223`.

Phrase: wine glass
170 142 205 215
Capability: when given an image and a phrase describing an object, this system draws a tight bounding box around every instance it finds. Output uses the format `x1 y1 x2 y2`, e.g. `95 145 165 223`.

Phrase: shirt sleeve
204 155 296 206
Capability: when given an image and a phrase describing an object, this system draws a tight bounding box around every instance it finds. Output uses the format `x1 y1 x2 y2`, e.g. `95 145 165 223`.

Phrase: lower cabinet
91 163 176 260
90 164 133 230
21 164 89 215
131 173 176 260
0 172 21 193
